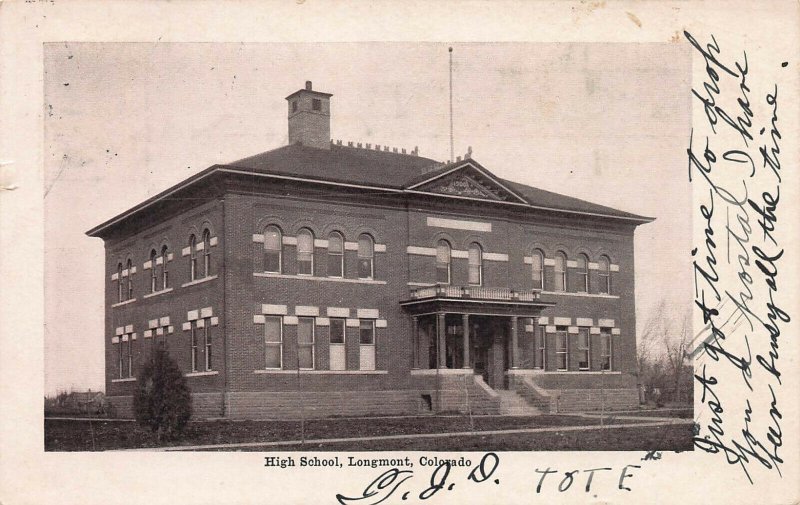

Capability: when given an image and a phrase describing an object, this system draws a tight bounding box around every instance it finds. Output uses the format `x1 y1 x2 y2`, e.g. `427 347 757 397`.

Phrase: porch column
462 314 470 369
510 316 519 369
411 316 419 369
437 313 446 368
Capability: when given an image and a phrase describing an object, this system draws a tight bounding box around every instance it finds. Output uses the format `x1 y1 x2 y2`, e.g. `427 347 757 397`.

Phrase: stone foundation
410 371 501 415
106 393 224 420
224 390 418 419
107 371 639 420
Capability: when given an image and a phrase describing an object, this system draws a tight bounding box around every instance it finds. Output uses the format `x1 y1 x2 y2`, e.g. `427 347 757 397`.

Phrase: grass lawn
621 408 694 419
45 414 678 452
244 423 694 452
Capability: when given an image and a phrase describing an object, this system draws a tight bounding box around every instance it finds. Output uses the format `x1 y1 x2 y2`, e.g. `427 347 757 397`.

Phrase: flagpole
449 46 454 162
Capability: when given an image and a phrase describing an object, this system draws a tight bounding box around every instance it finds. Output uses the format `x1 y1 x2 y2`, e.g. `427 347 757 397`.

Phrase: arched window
263 225 282 273
554 251 567 292
436 240 451 284
296 228 314 276
598 256 611 294
468 243 482 286
201 229 212 277
189 234 198 281
327 232 344 277
117 263 124 302
357 234 374 279
149 249 158 293
531 249 544 290
577 253 589 292
160 245 169 289
126 258 133 300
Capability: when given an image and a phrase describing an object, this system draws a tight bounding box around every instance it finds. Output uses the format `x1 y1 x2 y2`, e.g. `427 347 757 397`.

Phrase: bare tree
663 311 691 403
637 300 692 405
637 301 665 376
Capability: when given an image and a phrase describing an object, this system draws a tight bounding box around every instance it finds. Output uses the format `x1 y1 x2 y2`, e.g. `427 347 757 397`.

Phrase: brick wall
100 174 641 419
104 198 226 404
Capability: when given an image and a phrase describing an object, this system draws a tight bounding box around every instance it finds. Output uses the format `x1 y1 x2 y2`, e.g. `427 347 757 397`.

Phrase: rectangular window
117 341 124 379
578 328 590 370
125 337 133 377
297 317 315 369
536 327 546 369
312 98 321 111
359 320 375 345
190 326 198 372
329 318 346 371
329 318 345 344
601 330 612 370
264 316 283 369
359 319 376 371
556 327 568 371
204 322 212 371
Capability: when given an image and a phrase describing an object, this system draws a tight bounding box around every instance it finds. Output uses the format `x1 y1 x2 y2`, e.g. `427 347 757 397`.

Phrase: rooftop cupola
285 81 333 150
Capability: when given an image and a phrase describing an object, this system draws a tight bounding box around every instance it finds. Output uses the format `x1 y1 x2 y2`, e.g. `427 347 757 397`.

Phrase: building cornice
86 165 654 238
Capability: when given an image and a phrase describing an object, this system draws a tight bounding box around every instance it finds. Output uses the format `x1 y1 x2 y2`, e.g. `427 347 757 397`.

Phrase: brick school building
87 82 652 419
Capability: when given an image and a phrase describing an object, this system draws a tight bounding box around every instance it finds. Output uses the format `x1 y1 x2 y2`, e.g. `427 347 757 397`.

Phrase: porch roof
399 285 555 316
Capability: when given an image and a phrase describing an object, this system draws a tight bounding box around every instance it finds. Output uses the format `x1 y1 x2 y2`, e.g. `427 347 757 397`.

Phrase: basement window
421 394 432 412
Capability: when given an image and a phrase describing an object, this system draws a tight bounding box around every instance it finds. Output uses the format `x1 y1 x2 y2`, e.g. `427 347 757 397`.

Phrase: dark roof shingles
223 144 649 220
226 144 440 188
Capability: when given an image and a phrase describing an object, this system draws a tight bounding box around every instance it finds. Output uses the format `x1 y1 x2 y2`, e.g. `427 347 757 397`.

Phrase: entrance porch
401 286 555 392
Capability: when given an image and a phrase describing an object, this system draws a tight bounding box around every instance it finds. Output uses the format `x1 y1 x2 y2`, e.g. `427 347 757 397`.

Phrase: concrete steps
494 389 541 416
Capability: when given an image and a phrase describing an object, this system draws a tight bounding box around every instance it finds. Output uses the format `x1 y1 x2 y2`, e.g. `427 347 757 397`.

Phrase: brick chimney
285 81 332 149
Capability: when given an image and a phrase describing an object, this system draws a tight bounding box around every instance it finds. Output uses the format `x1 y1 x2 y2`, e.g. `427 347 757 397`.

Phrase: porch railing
409 285 542 302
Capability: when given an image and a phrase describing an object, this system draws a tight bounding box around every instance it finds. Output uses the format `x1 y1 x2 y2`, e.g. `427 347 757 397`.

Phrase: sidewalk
574 413 694 423
45 416 134 422
120 418 694 452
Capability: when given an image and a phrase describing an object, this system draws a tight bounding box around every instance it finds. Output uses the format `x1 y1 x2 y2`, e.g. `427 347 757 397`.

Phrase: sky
43 42 691 394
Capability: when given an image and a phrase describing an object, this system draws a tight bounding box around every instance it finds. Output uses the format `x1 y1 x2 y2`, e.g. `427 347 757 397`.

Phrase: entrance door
487 319 508 389
473 342 489 383
468 317 509 389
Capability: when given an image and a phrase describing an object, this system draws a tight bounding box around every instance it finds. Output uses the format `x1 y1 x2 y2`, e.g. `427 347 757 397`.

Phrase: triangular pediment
408 161 528 204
